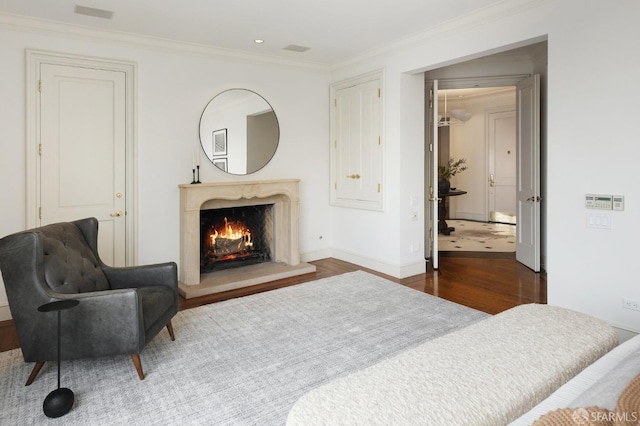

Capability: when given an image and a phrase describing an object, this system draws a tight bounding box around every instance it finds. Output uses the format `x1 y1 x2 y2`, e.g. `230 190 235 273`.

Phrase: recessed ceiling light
74 5 114 19
254 39 265 44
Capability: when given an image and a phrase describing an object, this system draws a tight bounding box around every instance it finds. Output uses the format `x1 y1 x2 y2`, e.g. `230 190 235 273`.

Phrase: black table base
43 387 74 418
38 299 79 418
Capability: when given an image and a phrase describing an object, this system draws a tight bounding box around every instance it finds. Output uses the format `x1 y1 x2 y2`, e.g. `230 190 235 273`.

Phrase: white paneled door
331 73 383 211
515 74 541 272
488 109 517 222
426 81 440 269
38 63 127 267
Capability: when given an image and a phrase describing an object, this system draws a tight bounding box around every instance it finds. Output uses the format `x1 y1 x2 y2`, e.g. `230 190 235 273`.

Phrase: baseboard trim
330 249 426 279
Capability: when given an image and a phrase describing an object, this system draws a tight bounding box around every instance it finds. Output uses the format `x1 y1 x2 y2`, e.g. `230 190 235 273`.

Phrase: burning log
212 237 250 257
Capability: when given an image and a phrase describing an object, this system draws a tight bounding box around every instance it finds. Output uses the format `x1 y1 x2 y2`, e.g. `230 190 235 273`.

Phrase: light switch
586 212 611 229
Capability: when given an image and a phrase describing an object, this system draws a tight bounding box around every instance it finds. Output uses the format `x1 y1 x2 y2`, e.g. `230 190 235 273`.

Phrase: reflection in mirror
199 89 279 175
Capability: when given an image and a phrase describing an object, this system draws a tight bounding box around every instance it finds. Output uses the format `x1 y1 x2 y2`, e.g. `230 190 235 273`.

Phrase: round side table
37 299 79 418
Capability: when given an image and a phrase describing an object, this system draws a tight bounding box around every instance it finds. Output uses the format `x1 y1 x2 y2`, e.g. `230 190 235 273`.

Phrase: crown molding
330 0 552 71
0 12 331 73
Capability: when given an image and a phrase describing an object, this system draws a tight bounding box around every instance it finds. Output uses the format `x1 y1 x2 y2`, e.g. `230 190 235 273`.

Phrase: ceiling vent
283 44 310 53
74 5 114 19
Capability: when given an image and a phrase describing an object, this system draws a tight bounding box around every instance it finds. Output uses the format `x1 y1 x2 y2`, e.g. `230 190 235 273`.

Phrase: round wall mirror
199 89 279 175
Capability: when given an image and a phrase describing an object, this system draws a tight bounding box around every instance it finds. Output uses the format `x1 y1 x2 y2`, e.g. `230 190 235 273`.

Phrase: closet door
330 71 383 211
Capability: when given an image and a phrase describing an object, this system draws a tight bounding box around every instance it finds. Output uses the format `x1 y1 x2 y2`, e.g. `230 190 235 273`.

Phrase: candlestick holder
191 168 197 184
196 165 201 184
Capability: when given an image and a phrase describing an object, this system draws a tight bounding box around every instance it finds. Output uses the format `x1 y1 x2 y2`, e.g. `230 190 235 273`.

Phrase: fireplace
179 179 316 298
200 205 274 272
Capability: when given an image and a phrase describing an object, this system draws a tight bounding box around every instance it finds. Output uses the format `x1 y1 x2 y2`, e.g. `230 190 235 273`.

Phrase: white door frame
25 50 137 266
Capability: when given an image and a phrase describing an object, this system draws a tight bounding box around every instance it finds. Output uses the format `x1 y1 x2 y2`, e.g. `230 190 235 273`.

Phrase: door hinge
38 80 42 92
378 88 381 98
378 136 381 145
334 140 337 148
334 182 337 190
378 183 381 193
38 143 43 156
38 207 42 220
334 98 336 107
429 143 433 152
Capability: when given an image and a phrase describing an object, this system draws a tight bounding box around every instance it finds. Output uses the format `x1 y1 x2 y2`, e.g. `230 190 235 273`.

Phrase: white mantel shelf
178 179 315 298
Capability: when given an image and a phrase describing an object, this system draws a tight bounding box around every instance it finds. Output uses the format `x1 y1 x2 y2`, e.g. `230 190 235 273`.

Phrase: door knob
489 174 495 187
110 210 123 217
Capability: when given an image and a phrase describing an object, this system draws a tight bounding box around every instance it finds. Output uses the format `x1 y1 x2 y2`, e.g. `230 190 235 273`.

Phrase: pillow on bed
533 374 640 425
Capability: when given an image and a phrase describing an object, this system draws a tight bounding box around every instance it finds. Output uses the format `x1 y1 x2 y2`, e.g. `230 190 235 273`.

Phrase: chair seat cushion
138 286 176 334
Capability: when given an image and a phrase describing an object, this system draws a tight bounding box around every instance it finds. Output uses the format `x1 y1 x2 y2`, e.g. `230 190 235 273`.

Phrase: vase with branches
438 158 467 193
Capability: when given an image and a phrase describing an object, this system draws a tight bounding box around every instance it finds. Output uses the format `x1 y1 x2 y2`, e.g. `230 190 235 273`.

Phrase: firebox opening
200 204 274 272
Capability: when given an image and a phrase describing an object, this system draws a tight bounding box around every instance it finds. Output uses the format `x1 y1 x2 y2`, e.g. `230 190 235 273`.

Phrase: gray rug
0 271 488 425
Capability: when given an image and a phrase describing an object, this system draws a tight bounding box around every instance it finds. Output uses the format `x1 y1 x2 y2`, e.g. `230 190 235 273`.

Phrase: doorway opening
423 39 546 272
436 86 517 253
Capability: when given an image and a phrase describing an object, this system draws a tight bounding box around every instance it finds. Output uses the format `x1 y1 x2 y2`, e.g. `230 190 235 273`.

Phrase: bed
287 304 620 425
512 332 640 425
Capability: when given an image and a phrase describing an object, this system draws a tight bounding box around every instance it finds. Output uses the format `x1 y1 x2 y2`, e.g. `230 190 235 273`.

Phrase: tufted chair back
38 222 111 294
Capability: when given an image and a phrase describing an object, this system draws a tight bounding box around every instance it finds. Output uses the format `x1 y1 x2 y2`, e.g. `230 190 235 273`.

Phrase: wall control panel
585 194 625 211
612 195 625 211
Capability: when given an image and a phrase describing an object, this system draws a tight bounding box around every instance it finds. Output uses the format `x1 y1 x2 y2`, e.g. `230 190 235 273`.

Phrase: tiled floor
438 219 516 252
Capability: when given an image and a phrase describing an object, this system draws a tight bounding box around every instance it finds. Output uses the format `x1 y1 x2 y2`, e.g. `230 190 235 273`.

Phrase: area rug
0 271 488 425
439 219 516 252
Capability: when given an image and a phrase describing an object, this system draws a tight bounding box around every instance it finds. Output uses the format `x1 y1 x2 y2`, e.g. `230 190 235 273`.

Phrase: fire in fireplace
200 205 274 272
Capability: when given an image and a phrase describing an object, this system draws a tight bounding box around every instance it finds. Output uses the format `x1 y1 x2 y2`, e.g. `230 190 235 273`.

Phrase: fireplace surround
179 179 315 298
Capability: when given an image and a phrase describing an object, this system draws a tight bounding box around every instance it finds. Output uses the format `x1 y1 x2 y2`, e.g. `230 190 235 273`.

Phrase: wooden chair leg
25 361 45 386
131 354 144 380
166 320 175 341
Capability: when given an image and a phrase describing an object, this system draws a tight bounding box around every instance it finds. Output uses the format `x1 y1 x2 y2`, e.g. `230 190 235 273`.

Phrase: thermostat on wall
585 194 613 210
612 195 625 211
585 194 625 210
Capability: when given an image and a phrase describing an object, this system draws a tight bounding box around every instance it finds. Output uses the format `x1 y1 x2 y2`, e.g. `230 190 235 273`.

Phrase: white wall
0 20 331 320
2 1 640 334
330 0 640 332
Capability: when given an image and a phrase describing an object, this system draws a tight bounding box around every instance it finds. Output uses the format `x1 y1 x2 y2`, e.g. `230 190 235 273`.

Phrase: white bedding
511 333 640 425
287 304 618 426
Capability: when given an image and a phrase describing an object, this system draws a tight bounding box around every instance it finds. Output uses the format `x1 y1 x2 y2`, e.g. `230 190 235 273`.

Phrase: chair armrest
35 289 146 359
102 262 178 292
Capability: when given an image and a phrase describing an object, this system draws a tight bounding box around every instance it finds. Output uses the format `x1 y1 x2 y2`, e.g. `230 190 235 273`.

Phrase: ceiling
0 0 509 66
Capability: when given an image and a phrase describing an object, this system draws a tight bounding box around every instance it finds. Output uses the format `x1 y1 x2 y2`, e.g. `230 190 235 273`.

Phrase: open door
515 74 541 271
425 81 440 269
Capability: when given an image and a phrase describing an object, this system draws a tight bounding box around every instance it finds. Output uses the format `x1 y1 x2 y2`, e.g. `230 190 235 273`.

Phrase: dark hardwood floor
0 253 546 353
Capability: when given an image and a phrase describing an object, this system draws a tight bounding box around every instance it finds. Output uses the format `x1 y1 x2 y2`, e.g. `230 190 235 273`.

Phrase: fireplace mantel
179 179 314 298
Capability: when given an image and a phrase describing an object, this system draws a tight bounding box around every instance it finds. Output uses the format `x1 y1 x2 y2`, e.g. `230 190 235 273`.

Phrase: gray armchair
0 217 178 385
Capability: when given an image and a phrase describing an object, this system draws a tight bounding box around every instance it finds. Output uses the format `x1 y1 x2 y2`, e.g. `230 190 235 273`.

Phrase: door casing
426 75 540 271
